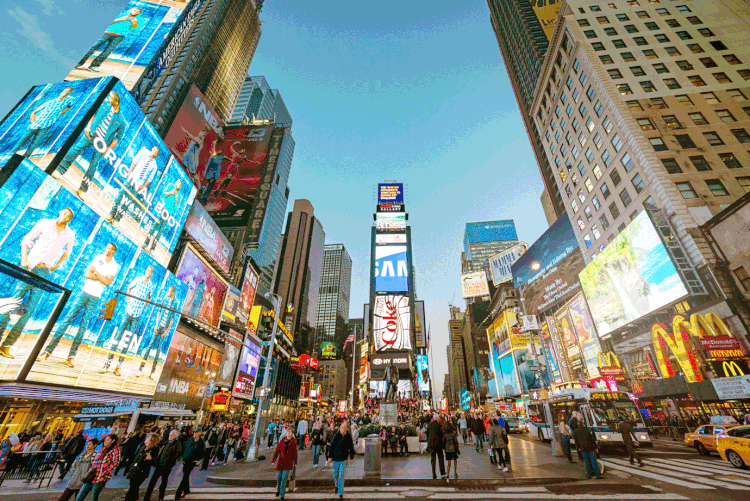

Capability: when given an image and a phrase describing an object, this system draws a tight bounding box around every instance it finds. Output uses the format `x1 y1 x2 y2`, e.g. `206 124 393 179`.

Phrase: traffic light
98 298 118 320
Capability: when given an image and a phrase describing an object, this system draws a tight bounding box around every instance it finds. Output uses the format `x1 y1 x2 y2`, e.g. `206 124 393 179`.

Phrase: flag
344 331 355 347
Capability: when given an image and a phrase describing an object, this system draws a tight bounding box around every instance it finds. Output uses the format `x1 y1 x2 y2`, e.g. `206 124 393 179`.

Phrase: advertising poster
238 261 258 327
66 0 190 90
488 340 500 397
216 328 242 388
220 285 240 325
232 336 261 399
514 347 550 393
414 300 426 348
187 125 274 218
175 244 228 328
0 158 187 395
531 0 561 39
0 79 111 170
50 80 196 268
152 329 222 410
183 202 233 274
320 341 338 359
372 295 412 351
567 293 602 379
377 183 404 204
489 242 527 286
556 306 584 378
416 354 430 392
375 213 406 231
499 352 520 396
579 212 689 336
546 315 572 382
461 271 490 298
541 322 562 384
374 245 409 293
512 215 584 315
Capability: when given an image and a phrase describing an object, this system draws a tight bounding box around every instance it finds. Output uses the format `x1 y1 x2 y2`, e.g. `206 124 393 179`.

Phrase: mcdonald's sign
597 351 626 380
709 359 750 378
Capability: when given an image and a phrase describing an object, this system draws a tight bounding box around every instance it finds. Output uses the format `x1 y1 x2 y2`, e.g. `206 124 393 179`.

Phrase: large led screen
375 213 406 231
579 212 688 336
372 295 412 351
377 183 404 204
0 158 187 395
374 245 409 293
233 337 261 398
66 1 191 90
567 293 602 379
174 244 228 328
490 242 526 286
183 201 233 274
511 214 584 315
238 260 258 327
416 354 430 392
216 328 242 388
414 300 426 348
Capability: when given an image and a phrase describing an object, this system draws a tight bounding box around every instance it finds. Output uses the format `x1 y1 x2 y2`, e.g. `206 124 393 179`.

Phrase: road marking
666 458 750 478
603 458 750 490
598 459 717 490
645 457 750 479
427 493 688 499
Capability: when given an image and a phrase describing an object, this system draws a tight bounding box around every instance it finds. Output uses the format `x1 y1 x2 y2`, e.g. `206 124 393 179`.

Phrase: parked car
684 424 736 455
718 425 750 469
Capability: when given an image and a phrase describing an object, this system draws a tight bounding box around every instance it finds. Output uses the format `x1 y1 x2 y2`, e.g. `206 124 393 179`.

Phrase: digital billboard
0 79 111 170
372 295 412 351
375 233 406 245
416 354 430 392
233 335 261 399
238 260 258 327
174 244 228 328
556 306 585 377
183 201 233 274
220 285 241 325
152 328 222 410
66 0 192 90
320 341 338 359
461 271 490 298
0 158 187 395
374 245 409 293
511 214 584 315
414 300 426 348
532 0 561 39
489 242 527 286
377 183 404 204
567 293 602 379
216 328 242 388
541 321 562 384
579 212 689 336
375 213 406 231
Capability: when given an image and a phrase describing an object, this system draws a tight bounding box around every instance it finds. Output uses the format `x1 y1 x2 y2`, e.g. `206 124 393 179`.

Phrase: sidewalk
208 436 582 486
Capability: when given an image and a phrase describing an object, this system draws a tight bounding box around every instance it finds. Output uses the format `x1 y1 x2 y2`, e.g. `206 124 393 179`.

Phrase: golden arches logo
674 312 732 340
651 313 724 383
598 351 621 368
722 361 745 377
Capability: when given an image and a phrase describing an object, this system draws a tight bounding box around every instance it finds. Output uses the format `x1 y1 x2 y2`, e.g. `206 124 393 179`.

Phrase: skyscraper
315 244 353 356
463 220 519 275
229 76 293 125
486 0 566 218
274 200 325 357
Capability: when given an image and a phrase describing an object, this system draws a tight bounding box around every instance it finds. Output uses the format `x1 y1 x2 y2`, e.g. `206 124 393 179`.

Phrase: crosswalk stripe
666 458 750 478
427 493 688 500
601 458 750 490
598 460 717 490
644 457 750 481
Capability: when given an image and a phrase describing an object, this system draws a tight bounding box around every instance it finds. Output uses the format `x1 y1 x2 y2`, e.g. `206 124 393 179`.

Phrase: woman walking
326 421 355 500
57 438 98 501
76 434 120 501
124 434 158 501
271 427 297 500
489 419 508 472
311 418 324 468
443 422 460 481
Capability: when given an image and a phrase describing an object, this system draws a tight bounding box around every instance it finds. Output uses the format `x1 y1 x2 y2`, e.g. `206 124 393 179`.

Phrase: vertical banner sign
216 328 243 387
244 127 284 246
567 293 602 379
372 295 412 351
183 202 233 274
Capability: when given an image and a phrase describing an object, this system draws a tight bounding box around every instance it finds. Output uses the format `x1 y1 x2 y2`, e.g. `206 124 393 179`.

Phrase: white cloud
7 6 74 68
33 0 64 16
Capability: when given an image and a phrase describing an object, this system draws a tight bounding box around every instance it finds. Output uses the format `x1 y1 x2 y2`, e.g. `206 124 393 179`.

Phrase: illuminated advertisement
556 306 585 377
153 329 222 410
567 293 602 379
512 214 584 315
541 322 562 384
233 336 261 399
499 352 519 396
220 285 240 325
377 183 404 204
216 328 242 387
374 245 409 293
532 0 561 39
0 79 111 170
0 158 187 395
414 300 426 348
416 354 430 392
66 0 192 90
579 212 688 336
320 341 338 359
546 315 572 382
375 213 406 231
238 260 258 327
375 233 406 244
489 242 527 286
174 244 228 328
377 203 404 213
372 295 412 351
183 202 233 274
461 271 490 298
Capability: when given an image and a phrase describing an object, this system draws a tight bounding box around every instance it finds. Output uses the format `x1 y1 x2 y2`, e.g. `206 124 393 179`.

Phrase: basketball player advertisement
174 243 229 328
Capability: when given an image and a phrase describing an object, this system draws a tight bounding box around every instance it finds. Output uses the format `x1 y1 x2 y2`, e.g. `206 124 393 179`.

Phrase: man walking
471 412 485 451
14 87 75 159
135 285 178 379
143 429 181 501
175 428 204 501
572 421 602 479
427 413 445 479
76 8 142 72
458 414 468 444
39 242 119 367
297 416 308 450
57 430 85 478
618 419 644 466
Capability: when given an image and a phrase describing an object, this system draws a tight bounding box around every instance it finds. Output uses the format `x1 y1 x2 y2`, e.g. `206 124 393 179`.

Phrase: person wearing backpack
310 418 325 468
443 422 460 481
489 418 508 472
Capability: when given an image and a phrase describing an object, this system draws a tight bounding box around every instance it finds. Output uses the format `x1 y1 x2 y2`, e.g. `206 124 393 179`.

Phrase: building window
586 117 595 132
655 34 670 43
617 13 630 21
619 189 633 207
676 31 692 40
593 133 604 149
634 36 648 46
587 86 597 101
585 178 594 192
738 69 750 81
613 39 627 49
738 176 750 192
594 164 603 179
689 75 707 87
689 155 712 171
687 43 705 54
663 78 681 89
700 57 718 68
676 181 698 199
579 103 588 116
609 69 624 79
637 117 655 130
713 72 732 84
720 153 742 169
734 266 750 292
644 49 658 59
636 10 650 19
661 158 682 174
676 60 693 71
592 195 601 210
645 21 659 30
665 46 681 56
627 100 644 112
676 134 697 148
662 114 683 128
571 199 579 212
601 182 611 199
632 173 646 193
732 129 750 143
578 19 591 27
617 84 633 95
622 52 636 62
724 54 742 65
630 66 645 77
716 110 736 123
689 112 708 125
602 150 613 166
584 30 598 39
600 54 615 64
649 137 668 151
703 131 725 146
641 81 657 92
609 201 621 219
611 168 622 187
600 214 610 230
611 133 624 151
597 15 610 24
653 63 669 74
706 179 730 196
699 28 715 37
625 24 639 33
651 97 668 109
675 94 693 105
592 42 606 51
728 89 747 101
621 152 635 172
605 27 618 36
594 100 604 116
603 116 613 133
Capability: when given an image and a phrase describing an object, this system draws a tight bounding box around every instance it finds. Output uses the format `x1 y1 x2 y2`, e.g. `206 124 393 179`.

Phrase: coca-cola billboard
372 295 412 351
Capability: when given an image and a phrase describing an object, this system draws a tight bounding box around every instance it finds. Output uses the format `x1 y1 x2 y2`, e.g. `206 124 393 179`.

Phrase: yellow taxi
718 425 750 469
684 424 735 455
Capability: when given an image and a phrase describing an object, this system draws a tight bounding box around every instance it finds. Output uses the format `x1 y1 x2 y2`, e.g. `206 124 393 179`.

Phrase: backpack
445 433 456 453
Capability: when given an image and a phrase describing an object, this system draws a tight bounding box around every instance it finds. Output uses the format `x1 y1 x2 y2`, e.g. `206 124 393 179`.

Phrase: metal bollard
363 435 381 477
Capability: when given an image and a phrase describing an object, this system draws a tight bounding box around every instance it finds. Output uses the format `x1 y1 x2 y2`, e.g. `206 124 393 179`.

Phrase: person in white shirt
39 242 119 367
297 418 309 450
107 146 159 224
0 209 75 359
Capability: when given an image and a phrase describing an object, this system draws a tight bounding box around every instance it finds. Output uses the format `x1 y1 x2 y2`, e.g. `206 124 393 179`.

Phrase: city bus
528 388 652 449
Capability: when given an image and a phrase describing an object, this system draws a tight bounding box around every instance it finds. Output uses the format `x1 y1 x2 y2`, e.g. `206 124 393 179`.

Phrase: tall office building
316 359 349 402
230 76 298 297
447 316 468 408
531 0 750 272
315 244 353 357
274 200 325 357
463 220 519 275
486 0 566 219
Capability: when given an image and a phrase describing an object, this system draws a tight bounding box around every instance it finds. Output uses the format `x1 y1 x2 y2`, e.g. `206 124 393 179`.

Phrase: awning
140 408 197 419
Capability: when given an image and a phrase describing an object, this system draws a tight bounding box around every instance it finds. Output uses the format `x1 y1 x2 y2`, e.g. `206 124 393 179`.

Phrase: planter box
356 439 365 455
407 436 420 454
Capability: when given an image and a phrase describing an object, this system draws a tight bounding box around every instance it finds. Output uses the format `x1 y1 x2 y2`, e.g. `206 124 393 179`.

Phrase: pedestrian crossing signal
98 298 118 320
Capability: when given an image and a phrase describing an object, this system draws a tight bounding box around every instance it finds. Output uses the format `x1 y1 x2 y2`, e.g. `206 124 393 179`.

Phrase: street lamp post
246 292 281 461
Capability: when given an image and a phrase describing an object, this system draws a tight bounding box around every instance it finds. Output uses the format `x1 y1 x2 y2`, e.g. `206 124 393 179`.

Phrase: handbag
287 467 296 492
83 467 96 484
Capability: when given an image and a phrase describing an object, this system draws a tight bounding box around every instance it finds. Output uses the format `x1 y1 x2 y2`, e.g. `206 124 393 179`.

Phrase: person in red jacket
272 428 298 500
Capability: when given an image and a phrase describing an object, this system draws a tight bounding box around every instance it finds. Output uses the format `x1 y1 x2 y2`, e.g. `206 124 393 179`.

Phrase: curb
207 475 580 487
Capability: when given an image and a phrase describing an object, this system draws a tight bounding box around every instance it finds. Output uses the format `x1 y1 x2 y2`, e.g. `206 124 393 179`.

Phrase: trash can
363 435 381 477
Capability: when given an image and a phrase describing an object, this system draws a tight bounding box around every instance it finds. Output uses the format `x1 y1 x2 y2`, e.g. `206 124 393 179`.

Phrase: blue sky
0 0 549 399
